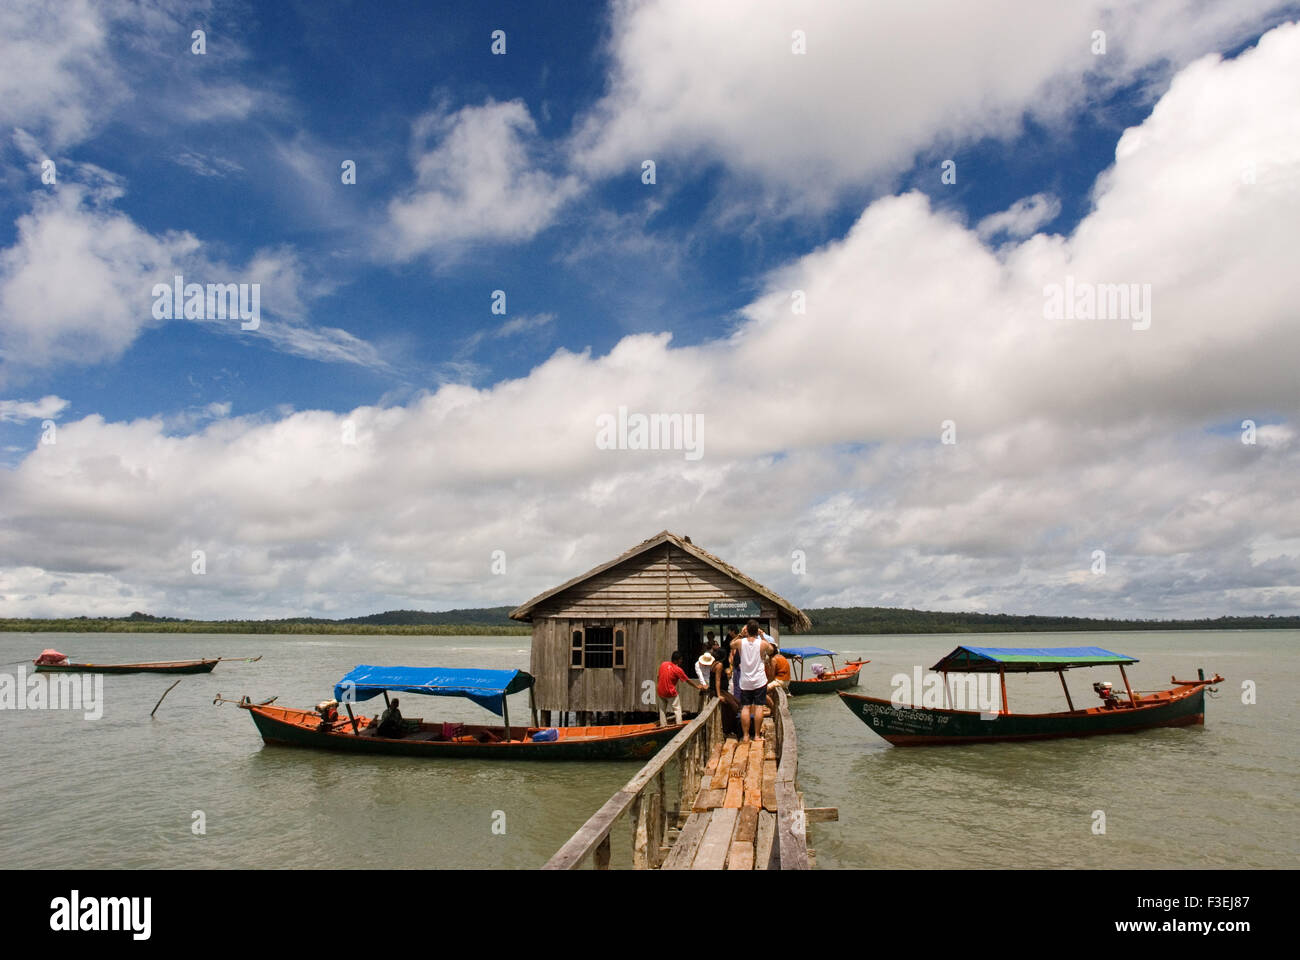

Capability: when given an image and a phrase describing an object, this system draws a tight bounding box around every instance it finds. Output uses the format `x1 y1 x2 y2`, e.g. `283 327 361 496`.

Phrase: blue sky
2 1 1298 620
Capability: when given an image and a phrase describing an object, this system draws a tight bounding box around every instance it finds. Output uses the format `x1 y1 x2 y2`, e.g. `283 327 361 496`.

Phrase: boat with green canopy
222 664 685 761
779 646 869 695
838 645 1223 746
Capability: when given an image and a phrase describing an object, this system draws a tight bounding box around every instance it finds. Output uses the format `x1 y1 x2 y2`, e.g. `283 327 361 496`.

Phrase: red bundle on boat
34 649 70 666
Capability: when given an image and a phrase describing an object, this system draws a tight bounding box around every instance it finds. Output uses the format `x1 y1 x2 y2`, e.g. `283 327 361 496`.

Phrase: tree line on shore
2 606 1296 635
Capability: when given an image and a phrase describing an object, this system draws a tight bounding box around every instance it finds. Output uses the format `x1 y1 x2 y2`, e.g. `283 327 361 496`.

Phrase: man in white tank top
733 620 774 743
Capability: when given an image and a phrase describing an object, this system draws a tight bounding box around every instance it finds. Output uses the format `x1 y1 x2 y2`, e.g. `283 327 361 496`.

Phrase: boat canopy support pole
345 702 359 735
503 696 511 743
529 686 539 728
1119 665 1137 706
999 666 1008 714
382 691 390 706
942 671 951 709
1058 670 1074 711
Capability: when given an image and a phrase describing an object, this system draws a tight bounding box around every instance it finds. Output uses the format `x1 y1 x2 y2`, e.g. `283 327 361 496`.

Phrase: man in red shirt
657 650 705 726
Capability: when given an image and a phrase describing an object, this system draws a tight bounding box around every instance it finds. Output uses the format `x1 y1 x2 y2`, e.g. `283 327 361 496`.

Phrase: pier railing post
543 698 721 870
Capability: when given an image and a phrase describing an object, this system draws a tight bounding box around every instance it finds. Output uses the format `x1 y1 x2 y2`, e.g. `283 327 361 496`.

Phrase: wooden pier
544 687 832 869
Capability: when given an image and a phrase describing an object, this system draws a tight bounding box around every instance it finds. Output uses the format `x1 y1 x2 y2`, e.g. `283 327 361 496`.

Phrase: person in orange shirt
769 646 791 689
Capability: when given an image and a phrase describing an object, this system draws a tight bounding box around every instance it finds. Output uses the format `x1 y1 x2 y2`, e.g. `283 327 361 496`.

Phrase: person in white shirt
734 620 774 742
695 640 717 691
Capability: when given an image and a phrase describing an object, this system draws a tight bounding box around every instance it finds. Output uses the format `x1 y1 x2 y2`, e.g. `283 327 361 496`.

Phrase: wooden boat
33 658 220 675
780 646 869 695
226 664 686 761
838 645 1224 746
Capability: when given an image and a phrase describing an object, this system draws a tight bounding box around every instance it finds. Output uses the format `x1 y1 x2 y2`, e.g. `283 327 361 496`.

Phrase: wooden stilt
999 666 1008 714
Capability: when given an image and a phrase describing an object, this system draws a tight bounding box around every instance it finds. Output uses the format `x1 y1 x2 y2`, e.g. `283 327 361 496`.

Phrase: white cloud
0 180 388 377
0 184 200 373
1 23 1297 619
0 0 124 150
571 0 1292 210
0 0 272 154
976 193 1062 240
0 395 68 423
385 100 581 261
172 151 245 178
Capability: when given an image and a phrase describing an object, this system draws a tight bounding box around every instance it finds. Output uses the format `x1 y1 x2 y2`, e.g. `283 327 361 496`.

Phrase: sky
0 0 1298 621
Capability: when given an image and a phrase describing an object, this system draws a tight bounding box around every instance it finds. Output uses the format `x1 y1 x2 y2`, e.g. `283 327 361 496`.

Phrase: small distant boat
32 651 260 675
225 664 685 761
780 646 869 695
839 645 1224 746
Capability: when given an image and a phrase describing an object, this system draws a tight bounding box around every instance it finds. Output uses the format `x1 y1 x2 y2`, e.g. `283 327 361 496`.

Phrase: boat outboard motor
315 699 340 728
1092 681 1118 707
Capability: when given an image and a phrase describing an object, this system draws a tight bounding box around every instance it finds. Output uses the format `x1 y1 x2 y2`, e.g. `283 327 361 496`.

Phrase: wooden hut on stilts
511 531 811 726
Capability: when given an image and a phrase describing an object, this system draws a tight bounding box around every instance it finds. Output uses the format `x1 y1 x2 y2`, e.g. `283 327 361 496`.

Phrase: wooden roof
509 530 812 632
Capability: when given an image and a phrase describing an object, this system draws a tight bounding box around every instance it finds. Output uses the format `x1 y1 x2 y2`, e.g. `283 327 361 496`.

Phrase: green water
0 630 1294 869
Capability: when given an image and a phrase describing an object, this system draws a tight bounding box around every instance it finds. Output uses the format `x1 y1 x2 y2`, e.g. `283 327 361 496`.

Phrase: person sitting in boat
810 662 828 679
377 698 404 737
1093 681 1119 708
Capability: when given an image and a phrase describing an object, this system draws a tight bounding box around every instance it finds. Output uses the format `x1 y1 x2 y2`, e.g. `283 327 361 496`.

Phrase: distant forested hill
801 607 1300 634
2 605 1296 635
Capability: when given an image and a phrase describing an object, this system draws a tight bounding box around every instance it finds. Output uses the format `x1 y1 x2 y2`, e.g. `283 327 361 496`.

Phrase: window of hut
571 629 583 667
582 625 614 668
614 628 625 668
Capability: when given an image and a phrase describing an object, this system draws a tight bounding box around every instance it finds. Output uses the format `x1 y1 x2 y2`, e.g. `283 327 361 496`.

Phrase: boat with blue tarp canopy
221 662 685 761
929 646 1139 673
333 665 534 716
777 646 869 696
840 645 1222 746
779 646 836 659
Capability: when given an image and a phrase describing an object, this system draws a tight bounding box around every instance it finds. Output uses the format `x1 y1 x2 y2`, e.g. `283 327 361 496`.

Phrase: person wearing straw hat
695 640 718 692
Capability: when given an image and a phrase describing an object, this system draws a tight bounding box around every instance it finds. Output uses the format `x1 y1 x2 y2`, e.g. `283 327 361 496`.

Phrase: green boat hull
838 688 1208 746
246 707 682 761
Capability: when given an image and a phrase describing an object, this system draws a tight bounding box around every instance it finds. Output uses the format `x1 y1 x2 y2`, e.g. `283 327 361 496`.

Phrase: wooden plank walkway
545 687 825 871
662 720 779 870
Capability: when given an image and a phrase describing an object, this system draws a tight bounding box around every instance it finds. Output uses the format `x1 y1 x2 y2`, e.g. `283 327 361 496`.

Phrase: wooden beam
692 808 738 870
1058 670 1075 711
999 665 1008 714
661 813 710 870
1119 664 1138 706
772 686 811 871
755 811 776 870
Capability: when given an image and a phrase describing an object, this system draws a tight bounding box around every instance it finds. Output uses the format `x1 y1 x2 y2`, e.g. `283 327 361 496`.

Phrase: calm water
1 631 1295 869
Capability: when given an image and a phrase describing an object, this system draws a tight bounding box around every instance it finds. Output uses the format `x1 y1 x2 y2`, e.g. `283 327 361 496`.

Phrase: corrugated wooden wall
528 543 782 714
